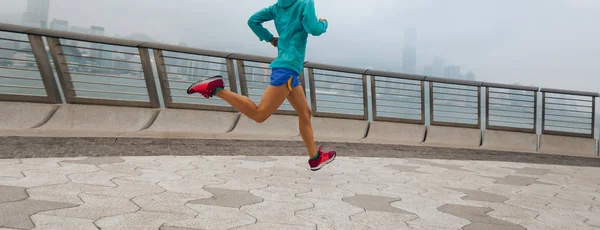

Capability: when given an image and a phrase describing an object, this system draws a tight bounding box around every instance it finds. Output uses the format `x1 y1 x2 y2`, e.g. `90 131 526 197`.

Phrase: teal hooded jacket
248 0 328 75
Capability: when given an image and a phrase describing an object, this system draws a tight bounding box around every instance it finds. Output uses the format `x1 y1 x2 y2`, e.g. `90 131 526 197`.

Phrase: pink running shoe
187 75 225 98
308 146 336 171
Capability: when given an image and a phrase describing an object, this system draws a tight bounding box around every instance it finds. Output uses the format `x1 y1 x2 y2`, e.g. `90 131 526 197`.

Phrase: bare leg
286 85 318 158
216 85 289 123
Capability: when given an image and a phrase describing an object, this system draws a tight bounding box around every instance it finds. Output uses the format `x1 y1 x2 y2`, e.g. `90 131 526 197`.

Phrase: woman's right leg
285 85 317 158
216 85 289 123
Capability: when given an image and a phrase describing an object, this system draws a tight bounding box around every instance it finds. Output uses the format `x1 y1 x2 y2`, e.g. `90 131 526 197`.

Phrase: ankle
214 87 224 96
309 150 320 160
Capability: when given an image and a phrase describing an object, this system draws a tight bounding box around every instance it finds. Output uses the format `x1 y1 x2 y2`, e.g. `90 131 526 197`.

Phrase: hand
270 37 278 47
319 18 327 23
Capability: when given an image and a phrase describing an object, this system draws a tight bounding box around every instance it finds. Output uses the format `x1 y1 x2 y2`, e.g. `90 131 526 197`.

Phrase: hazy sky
1 0 599 93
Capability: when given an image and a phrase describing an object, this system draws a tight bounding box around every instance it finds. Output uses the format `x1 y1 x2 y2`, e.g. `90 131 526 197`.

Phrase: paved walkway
0 155 599 230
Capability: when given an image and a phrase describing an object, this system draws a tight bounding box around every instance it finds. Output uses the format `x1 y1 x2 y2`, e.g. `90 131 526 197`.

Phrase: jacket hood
277 0 297 8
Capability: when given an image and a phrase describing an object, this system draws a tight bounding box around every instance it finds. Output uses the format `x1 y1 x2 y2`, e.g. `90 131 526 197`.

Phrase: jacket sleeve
301 0 328 36
248 5 276 42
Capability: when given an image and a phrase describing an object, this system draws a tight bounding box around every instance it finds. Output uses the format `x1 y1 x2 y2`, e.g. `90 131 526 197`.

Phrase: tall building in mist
21 0 50 28
444 65 461 79
424 66 434 76
402 27 417 74
433 57 444 77
464 71 475 81
50 19 69 31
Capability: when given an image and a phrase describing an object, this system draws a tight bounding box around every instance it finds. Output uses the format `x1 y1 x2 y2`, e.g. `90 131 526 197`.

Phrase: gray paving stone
447 188 509 203
260 167 306 178
95 211 194 230
39 193 138 220
256 175 309 188
296 198 366 229
231 223 315 230
120 168 183 183
0 185 28 203
140 156 198 172
547 198 591 212
296 183 356 200
393 196 471 230
437 204 524 228
160 227 200 230
0 171 70 188
67 170 133 187
0 199 78 229
188 187 263 208
463 222 526 230
29 214 98 230
0 159 20 166
535 212 596 230
158 178 221 196
132 192 207 216
176 167 232 181
337 182 398 198
84 179 165 198
240 201 314 227
249 186 311 204
165 204 255 230
236 156 277 162
61 157 124 165
384 165 425 173
27 183 108 205
343 195 414 214
490 175 554 186
350 211 417 229
512 167 552 176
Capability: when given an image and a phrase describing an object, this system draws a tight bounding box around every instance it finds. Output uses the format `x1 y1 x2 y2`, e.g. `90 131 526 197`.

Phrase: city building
444 65 461 79
50 19 69 31
402 27 417 74
433 57 444 77
21 0 49 28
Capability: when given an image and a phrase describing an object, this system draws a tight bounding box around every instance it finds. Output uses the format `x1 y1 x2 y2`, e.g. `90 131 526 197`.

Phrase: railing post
46 37 75 103
592 96 596 138
477 86 482 129
138 47 160 108
420 81 425 124
485 87 490 130
236 60 248 96
225 58 238 94
541 92 546 134
429 81 434 125
533 90 538 134
371 75 377 120
29 35 62 103
362 74 369 120
152 49 171 107
308 68 317 114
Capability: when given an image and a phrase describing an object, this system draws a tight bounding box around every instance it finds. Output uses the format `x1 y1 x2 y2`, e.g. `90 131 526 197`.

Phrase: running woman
187 0 336 171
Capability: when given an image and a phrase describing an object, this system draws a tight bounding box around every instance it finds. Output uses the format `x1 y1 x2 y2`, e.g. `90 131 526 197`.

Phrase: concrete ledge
293 117 369 142
424 125 481 148
216 114 299 140
12 104 159 137
0 102 58 130
539 134 598 157
121 109 239 139
362 122 425 145
481 130 538 153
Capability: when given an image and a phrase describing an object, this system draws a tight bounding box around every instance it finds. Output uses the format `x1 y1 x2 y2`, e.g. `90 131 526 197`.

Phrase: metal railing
0 22 598 148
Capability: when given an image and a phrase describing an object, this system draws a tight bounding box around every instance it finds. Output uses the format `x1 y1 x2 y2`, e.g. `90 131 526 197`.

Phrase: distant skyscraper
465 71 475 81
50 19 69 31
433 57 444 77
21 0 49 28
444 65 461 79
424 66 434 76
402 27 417 74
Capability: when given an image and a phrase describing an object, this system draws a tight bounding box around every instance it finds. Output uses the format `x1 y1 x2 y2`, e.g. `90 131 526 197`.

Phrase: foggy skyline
0 0 599 94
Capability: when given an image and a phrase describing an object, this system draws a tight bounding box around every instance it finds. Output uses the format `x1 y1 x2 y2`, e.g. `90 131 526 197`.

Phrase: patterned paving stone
0 185 28 203
39 193 138 220
249 186 311 204
61 157 124 165
164 204 255 230
236 156 277 162
296 198 369 230
160 227 200 230
27 183 108 205
85 179 165 198
139 156 198 172
231 223 315 230
511 167 552 176
438 204 525 230
0 171 70 188
0 164 54 179
447 188 509 203
120 168 183 183
95 211 194 230
240 201 314 227
535 211 596 230
296 183 355 200
67 170 133 187
260 167 306 178
0 159 20 165
132 192 208 216
188 187 263 208
158 178 221 195
29 214 97 230
490 175 555 186
256 175 309 188
393 196 470 230
350 211 417 229
0 199 78 229
384 165 426 174
343 195 414 214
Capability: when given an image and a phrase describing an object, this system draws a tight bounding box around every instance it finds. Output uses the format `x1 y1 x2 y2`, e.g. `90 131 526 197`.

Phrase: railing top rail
425 76 483 87
143 42 232 59
366 70 425 81
482 82 539 91
228 53 275 63
541 88 599 97
304 62 367 75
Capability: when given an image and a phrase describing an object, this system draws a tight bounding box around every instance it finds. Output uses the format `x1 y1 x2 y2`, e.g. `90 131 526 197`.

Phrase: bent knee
299 108 312 120
253 114 272 123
